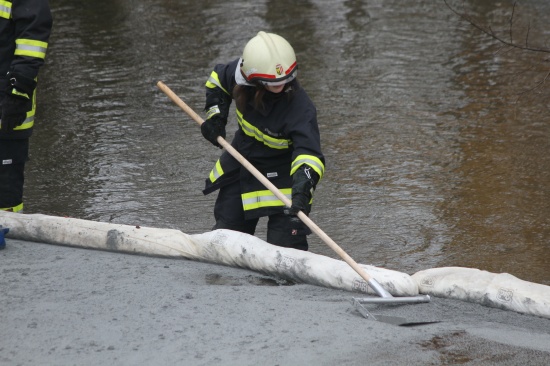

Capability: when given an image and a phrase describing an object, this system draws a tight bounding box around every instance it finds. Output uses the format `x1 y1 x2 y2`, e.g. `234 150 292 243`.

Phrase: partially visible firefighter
0 0 53 215
200 31 325 251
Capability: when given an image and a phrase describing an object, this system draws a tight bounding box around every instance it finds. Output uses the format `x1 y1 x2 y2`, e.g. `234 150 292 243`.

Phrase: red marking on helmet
246 62 298 81
285 61 297 75
247 72 277 80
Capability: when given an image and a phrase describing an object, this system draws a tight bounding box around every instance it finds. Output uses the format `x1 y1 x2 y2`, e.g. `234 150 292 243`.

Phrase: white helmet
240 31 298 86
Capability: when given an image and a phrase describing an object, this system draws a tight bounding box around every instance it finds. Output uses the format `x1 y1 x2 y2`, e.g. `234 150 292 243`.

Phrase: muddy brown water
24 0 549 285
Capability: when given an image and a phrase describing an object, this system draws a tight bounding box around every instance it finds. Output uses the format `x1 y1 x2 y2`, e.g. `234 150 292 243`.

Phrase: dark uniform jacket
0 0 52 140
204 58 325 220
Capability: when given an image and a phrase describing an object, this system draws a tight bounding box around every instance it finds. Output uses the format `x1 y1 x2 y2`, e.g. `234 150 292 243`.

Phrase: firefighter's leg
213 179 259 235
0 163 25 212
0 139 28 213
266 213 310 251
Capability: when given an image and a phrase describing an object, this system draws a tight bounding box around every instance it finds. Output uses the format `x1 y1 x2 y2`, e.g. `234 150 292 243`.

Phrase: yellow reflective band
209 159 224 183
13 110 34 130
241 189 292 211
1 203 24 213
0 0 11 19
15 39 48 59
12 89 36 131
205 105 220 119
291 154 325 178
205 71 230 95
236 109 291 150
11 88 30 99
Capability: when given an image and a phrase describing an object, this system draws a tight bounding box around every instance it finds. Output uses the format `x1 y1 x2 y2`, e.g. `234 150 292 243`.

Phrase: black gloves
286 165 320 216
201 113 226 148
1 72 35 132
1 94 30 131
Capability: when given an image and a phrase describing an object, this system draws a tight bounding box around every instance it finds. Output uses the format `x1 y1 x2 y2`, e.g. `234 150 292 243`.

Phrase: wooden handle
156 81 373 283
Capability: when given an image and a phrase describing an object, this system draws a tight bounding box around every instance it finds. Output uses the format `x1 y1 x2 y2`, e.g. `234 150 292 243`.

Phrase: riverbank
1 239 550 365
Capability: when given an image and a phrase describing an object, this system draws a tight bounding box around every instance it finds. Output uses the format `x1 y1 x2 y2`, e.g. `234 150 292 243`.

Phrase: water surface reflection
26 0 549 285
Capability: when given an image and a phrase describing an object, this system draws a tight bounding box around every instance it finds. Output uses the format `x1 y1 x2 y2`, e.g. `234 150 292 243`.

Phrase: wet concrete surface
1 240 549 365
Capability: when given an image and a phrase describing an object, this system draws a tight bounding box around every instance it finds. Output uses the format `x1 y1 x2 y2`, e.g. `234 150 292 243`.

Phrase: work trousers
0 138 29 212
213 179 309 251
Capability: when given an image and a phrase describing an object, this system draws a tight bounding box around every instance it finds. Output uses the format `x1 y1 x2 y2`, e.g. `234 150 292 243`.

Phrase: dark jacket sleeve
285 89 326 179
9 0 53 80
204 58 239 116
0 0 52 138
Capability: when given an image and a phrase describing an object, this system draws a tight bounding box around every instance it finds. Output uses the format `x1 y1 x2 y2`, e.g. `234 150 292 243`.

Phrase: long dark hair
233 80 299 113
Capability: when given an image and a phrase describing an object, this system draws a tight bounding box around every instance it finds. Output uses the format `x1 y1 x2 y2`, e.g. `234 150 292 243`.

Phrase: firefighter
0 0 53 216
201 31 325 251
